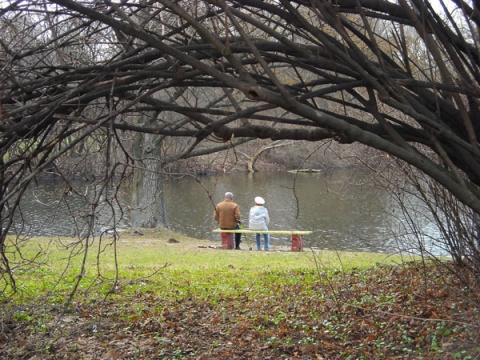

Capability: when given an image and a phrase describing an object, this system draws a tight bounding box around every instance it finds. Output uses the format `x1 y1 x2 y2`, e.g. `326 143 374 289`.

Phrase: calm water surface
162 170 441 254
13 169 444 255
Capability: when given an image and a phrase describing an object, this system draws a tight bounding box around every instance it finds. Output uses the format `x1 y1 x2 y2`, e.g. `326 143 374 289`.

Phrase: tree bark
131 111 167 228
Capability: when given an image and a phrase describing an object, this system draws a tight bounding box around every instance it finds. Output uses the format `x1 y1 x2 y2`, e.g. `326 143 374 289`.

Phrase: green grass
2 229 478 359
4 228 409 304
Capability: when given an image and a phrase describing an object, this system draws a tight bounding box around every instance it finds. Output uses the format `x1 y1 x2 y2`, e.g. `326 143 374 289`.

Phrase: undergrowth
0 230 478 359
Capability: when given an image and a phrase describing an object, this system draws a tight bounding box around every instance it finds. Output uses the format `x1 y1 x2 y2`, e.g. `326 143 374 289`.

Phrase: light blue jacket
249 205 270 231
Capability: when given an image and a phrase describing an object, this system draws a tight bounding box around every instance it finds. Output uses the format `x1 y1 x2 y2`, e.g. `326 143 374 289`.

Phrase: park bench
213 228 313 251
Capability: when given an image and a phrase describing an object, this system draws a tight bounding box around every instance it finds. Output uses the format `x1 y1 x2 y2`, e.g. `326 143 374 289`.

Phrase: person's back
248 196 270 251
215 200 240 229
213 192 242 249
249 205 269 230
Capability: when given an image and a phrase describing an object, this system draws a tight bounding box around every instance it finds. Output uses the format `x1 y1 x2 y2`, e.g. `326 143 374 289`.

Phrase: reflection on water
11 179 130 237
162 169 444 255
12 169 445 255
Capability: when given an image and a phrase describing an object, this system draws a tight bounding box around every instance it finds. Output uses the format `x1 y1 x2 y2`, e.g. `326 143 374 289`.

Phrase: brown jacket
214 199 241 229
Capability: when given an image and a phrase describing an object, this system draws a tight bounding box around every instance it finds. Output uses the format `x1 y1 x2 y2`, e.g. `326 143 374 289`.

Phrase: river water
11 168 446 255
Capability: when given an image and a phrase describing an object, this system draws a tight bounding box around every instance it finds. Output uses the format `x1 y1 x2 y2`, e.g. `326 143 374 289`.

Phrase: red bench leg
221 233 234 249
291 234 304 251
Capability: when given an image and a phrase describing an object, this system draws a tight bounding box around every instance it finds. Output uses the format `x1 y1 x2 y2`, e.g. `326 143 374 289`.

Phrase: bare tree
2 0 480 285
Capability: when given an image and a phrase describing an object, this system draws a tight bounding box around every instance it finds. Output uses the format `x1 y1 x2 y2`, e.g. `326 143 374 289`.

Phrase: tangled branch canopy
1 0 480 213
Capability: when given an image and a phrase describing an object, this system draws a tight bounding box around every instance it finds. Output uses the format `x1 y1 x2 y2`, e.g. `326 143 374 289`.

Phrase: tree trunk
245 140 294 172
131 111 167 228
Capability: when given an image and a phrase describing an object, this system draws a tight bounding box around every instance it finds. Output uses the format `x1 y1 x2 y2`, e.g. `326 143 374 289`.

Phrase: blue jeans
256 233 270 251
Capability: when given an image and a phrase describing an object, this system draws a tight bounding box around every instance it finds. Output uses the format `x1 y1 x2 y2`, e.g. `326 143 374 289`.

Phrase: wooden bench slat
213 229 312 235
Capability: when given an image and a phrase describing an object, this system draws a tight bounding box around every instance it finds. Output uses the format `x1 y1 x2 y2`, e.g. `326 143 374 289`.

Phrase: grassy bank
1 229 478 359
8 228 402 302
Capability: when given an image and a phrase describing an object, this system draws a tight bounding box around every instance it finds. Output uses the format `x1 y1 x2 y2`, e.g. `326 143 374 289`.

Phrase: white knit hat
254 196 265 205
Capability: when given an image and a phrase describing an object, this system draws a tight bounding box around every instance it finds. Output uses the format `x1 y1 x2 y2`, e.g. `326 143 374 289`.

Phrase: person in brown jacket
214 192 242 249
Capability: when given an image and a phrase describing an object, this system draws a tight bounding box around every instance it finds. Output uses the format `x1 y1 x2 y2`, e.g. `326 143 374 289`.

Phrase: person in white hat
248 196 270 250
